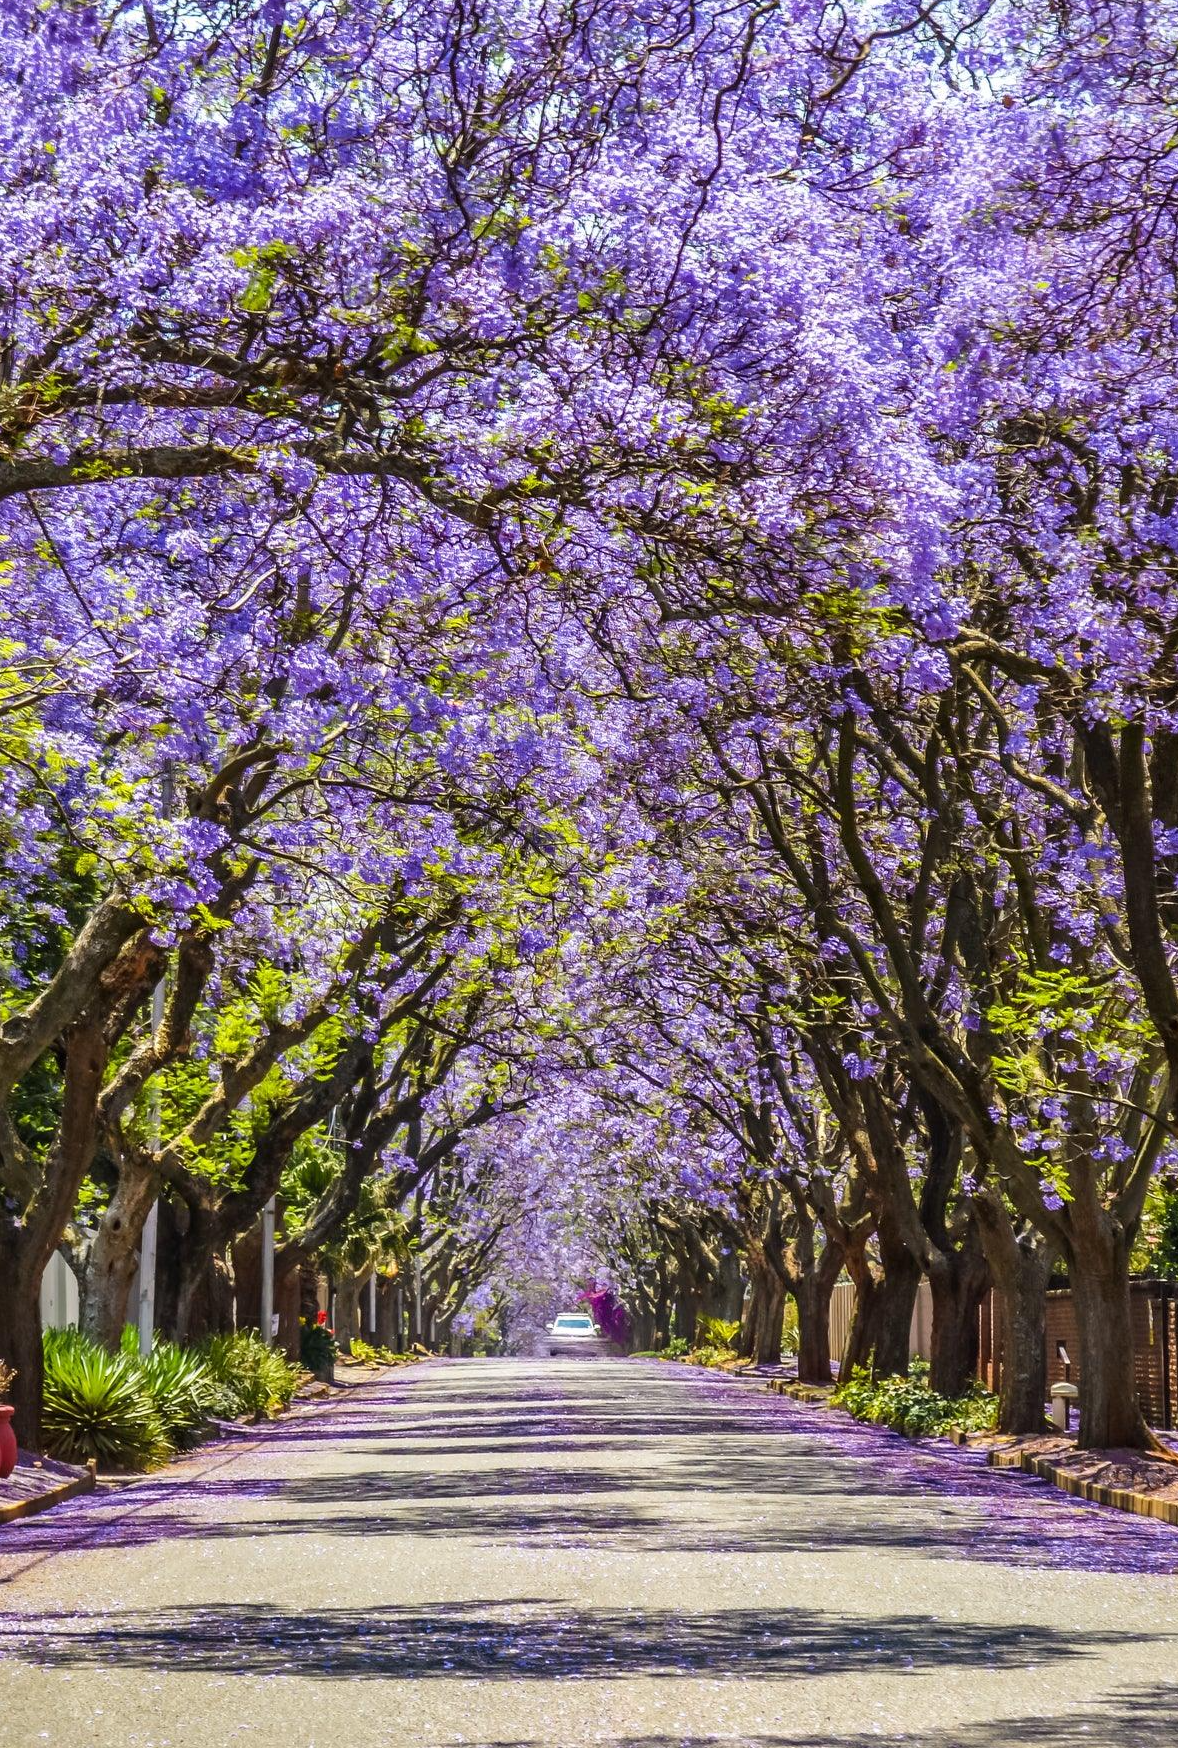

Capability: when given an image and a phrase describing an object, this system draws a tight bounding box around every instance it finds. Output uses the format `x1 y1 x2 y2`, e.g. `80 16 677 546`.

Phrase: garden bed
334 1341 433 1371
1 1451 94 1524
986 1434 1178 1525
632 1350 753 1371
3 1352 432 1522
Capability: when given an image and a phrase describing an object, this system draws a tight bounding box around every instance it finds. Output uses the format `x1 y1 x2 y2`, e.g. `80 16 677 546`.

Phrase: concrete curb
987 1445 1178 1527
0 1460 96 1525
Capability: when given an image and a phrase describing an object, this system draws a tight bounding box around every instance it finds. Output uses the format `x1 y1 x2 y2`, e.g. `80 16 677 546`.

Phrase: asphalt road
1 1358 1176 1748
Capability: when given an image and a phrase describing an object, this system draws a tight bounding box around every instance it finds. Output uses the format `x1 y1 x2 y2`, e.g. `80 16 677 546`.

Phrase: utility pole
135 959 165 1356
368 1272 377 1341
414 1254 422 1344
137 772 171 1357
260 1195 276 1344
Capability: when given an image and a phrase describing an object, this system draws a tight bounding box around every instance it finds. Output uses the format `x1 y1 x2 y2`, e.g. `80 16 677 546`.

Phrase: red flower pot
0 1405 17 1480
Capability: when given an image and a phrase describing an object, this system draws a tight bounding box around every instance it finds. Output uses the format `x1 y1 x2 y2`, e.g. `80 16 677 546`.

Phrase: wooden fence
827 1278 933 1371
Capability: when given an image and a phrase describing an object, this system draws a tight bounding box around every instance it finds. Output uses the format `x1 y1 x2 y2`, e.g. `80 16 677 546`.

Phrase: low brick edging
762 1376 1178 1529
765 1378 834 1405
987 1445 1178 1527
0 1460 96 1526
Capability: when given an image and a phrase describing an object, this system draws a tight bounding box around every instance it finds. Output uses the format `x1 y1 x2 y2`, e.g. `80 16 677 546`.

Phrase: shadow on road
0 1600 1159 1683
596 1680 1178 1746
5 1365 1178 1584
8 1444 1177 1579
448 1679 1178 1747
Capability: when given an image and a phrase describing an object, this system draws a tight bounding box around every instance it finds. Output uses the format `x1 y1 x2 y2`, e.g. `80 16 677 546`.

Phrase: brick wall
1043 1290 1080 1393
979 1281 1176 1429
977 1289 1001 1393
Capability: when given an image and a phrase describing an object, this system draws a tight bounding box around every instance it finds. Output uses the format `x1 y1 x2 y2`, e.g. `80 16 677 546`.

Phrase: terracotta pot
0 1405 17 1480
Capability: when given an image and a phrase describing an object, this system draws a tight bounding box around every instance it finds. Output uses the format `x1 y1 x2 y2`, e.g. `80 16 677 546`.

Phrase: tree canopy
3 0 1178 1453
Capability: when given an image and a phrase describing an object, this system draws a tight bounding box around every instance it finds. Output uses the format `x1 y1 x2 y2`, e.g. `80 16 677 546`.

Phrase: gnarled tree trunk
629 1303 655 1353
0 1239 46 1453
703 1243 746 1323
1 1015 109 1449
171 1210 221 1343
375 1276 400 1350
334 1270 362 1353
79 1161 157 1349
781 1183 844 1385
739 1244 787 1365
926 1219 990 1399
972 1191 1052 1435
1068 1205 1151 1449
843 1236 920 1379
793 1240 843 1385
173 1239 235 1343
841 1244 878 1376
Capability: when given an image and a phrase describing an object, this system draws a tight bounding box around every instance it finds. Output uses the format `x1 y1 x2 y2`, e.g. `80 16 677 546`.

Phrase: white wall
40 1252 79 1331
909 1279 933 1360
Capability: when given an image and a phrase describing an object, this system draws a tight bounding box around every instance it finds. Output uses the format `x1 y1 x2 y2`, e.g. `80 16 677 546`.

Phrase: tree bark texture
375 1277 399 1349
926 1223 990 1398
1068 1208 1152 1449
793 1242 842 1385
79 1163 158 1349
972 1193 1053 1436
843 1241 920 1379
739 1245 787 1365
0 1237 46 1452
0 1016 108 1448
334 1271 362 1353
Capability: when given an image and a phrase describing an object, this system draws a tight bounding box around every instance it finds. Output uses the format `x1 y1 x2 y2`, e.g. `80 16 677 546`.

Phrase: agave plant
42 1330 171 1469
120 1328 218 1446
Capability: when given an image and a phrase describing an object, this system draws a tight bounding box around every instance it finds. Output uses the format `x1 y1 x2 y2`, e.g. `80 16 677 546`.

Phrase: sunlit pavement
1 1358 1176 1748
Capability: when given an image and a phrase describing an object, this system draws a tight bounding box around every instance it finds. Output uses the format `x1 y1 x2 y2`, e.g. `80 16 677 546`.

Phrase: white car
542 1312 611 1357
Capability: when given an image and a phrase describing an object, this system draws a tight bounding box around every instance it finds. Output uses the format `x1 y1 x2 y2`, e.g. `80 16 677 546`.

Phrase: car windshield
553 1315 594 1331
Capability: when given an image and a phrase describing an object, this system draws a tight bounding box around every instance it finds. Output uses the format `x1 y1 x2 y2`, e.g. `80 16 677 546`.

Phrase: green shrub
1152 1187 1178 1282
646 1324 749 1369
120 1327 218 1446
831 1360 997 1439
40 1325 299 1468
198 1331 300 1419
42 1329 170 1469
299 1321 338 1372
346 1336 423 1366
692 1345 741 1368
695 1316 740 1351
